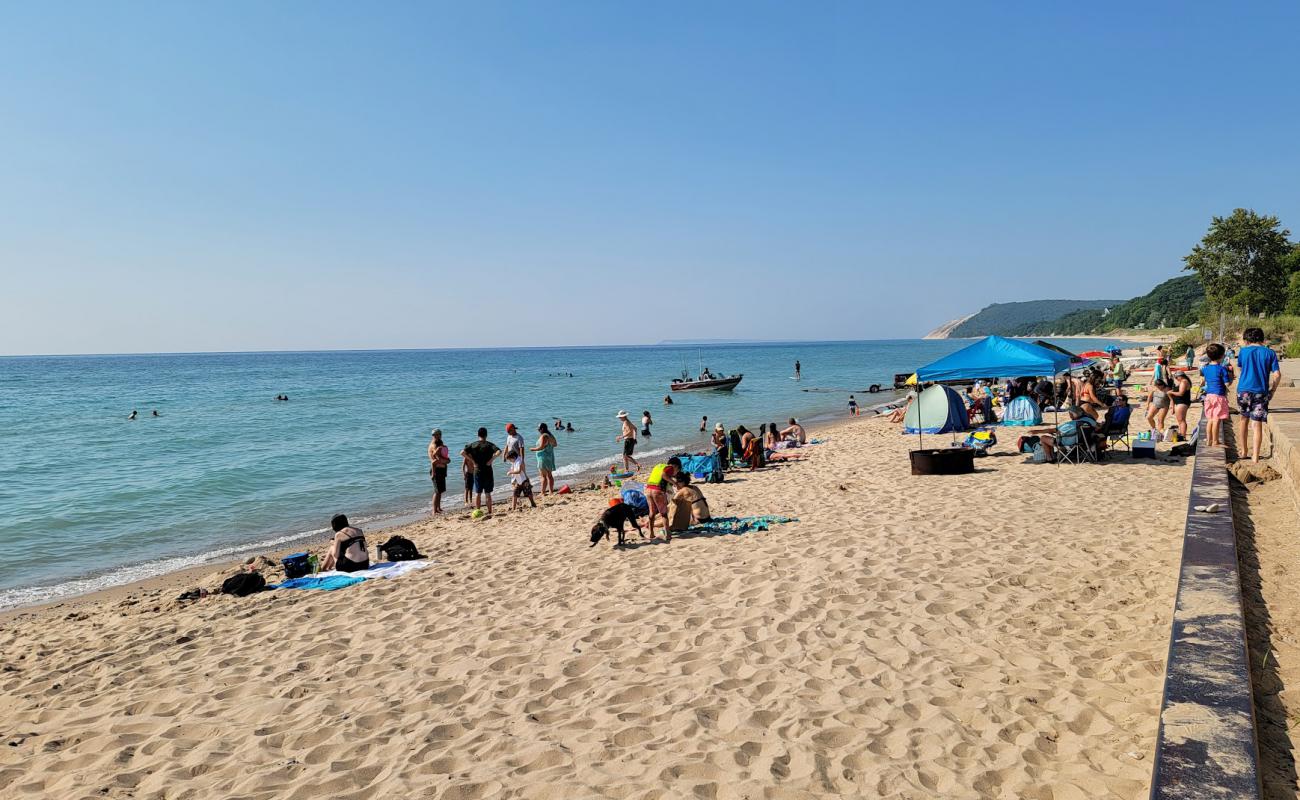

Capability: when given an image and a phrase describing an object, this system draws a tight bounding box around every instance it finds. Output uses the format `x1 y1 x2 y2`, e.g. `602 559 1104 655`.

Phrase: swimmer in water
151 410 161 417
699 415 707 432
566 422 574 432
127 410 138 420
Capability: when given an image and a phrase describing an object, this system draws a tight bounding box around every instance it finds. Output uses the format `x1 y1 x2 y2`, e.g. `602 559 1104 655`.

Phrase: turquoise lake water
0 338 1127 607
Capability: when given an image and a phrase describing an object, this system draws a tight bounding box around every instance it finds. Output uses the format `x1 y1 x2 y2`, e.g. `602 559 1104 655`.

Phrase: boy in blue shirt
1199 343 1232 447
1236 327 1282 463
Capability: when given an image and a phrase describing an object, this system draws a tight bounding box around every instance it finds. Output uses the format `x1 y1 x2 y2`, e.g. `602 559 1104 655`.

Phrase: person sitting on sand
668 472 710 532
738 426 762 470
321 514 369 573
887 390 916 424
780 418 807 444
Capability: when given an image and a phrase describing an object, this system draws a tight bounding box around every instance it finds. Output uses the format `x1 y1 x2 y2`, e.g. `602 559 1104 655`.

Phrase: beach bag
221 572 266 597
281 552 311 580
620 488 649 515
1017 435 1040 454
380 536 422 562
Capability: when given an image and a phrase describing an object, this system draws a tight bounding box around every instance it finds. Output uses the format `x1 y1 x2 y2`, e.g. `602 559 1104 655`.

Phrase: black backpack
221 572 267 597
380 536 423 562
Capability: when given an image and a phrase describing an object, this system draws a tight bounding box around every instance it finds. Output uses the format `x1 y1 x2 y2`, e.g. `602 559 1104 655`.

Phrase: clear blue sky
2 1 1298 355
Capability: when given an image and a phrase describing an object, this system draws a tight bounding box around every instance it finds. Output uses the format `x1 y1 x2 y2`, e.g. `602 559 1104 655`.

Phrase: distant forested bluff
927 276 1204 338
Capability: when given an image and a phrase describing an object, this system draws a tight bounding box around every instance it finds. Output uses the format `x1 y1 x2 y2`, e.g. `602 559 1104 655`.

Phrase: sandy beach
0 412 1194 799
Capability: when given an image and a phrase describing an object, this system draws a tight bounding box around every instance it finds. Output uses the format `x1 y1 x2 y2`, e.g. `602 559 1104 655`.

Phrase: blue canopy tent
909 336 1075 468
915 335 1074 383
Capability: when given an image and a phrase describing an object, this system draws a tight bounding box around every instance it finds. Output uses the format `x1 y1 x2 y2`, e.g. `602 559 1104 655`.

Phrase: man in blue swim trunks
1235 327 1282 464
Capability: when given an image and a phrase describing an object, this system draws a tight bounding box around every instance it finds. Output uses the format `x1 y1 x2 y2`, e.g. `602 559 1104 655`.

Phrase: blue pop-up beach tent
915 335 1073 383
903 385 969 434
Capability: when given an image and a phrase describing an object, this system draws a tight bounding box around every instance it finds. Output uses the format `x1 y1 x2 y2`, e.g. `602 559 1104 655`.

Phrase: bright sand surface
0 413 1194 799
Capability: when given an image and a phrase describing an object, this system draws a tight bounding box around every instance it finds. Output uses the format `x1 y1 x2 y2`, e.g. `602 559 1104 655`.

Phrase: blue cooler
282 552 311 579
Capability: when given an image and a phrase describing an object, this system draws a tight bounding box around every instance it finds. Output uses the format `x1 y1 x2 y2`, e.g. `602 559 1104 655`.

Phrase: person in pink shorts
1199 342 1233 447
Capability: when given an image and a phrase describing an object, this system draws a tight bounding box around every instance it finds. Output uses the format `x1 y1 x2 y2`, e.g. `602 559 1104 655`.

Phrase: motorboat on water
670 369 743 392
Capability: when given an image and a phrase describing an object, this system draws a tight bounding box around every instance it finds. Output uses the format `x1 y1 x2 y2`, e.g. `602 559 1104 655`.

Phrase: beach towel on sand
271 560 432 590
274 574 365 591
688 515 797 535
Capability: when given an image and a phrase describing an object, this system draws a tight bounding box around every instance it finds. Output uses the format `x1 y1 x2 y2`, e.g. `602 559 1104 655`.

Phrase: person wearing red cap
503 423 525 464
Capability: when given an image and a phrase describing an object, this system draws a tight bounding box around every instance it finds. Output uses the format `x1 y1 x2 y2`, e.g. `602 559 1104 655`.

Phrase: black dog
590 501 644 547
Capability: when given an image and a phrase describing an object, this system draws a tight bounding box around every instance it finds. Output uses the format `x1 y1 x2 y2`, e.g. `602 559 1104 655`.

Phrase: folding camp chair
1057 424 1100 464
1106 418 1132 452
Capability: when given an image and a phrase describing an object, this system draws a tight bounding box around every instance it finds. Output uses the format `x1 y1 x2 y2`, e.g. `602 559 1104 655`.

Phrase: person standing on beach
503 423 525 462
1109 354 1127 392
428 429 450 514
848 395 858 416
1200 343 1232 447
616 411 640 472
1236 327 1282 464
531 423 558 497
462 428 501 517
462 448 476 506
1145 379 1171 440
1168 371 1193 439
712 422 728 469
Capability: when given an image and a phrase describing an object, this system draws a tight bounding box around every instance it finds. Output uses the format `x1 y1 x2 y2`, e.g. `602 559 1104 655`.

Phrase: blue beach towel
273 574 366 591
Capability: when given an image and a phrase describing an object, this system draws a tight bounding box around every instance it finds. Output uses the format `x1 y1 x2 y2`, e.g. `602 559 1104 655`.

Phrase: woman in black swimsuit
322 514 369 573
1169 371 1193 438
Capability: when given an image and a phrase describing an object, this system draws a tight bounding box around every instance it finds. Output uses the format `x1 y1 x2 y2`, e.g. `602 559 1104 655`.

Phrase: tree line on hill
943 208 1300 338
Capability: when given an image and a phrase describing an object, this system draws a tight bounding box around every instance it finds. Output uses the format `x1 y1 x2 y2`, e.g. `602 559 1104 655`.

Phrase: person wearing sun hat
711 421 729 471
615 410 640 472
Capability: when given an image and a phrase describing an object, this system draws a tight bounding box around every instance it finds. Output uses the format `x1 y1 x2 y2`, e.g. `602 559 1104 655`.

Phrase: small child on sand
507 453 536 510
1199 342 1232 447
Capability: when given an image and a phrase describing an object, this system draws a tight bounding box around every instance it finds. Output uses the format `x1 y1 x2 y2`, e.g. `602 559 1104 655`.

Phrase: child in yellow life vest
643 457 682 541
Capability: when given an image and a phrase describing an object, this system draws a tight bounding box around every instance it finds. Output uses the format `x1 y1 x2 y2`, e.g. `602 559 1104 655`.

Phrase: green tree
1183 209 1291 315
1286 271 1300 316
1282 243 1300 277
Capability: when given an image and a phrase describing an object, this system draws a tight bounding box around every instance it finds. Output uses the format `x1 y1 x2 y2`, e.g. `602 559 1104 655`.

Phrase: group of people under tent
880 328 1282 464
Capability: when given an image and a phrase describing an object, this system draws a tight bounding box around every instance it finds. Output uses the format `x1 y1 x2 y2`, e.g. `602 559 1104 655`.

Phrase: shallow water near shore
0 338 1128 607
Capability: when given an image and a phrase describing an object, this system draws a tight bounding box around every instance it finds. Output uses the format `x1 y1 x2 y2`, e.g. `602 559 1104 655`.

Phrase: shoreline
0 408 877 622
